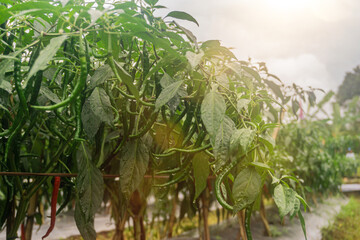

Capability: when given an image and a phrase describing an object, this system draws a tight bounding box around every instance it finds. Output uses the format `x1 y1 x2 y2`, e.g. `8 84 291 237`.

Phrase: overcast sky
157 0 360 93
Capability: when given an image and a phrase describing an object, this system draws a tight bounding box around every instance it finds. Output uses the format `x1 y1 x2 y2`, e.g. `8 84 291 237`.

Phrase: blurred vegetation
322 197 360 240
337 66 360 105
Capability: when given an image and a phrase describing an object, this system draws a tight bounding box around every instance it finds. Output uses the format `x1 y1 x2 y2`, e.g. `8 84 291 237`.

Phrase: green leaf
192 152 209 201
88 9 106 24
317 90 334 109
298 210 308 240
0 80 12 93
165 11 199 26
33 18 52 37
242 66 261 82
74 204 96 240
249 162 273 173
307 91 316 106
88 87 114 125
10 1 58 12
292 99 300 116
237 99 250 112
273 184 297 218
75 144 104 240
40 86 61 104
113 60 140 101
0 190 5 201
160 72 175 88
201 91 226 138
119 137 151 200
213 116 235 172
0 7 10 25
232 167 262 212
216 73 229 89
186 50 204 69
229 128 255 156
81 99 101 139
281 174 300 184
290 198 300 218
144 0 159 6
88 64 114 90
267 73 282 83
155 80 184 110
296 193 308 212
264 79 284 102
144 56 172 81
173 21 197 45
0 58 14 81
158 73 185 111
26 35 68 85
226 63 253 90
201 40 221 49
259 133 275 153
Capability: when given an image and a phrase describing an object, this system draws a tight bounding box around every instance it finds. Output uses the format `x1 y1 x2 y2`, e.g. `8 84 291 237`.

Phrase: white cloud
157 0 360 91
266 54 332 90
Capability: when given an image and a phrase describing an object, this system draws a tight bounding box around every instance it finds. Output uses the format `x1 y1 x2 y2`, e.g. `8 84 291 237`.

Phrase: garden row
0 0 358 240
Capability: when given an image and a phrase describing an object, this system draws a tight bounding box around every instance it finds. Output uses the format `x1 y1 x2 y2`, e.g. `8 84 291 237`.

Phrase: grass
321 197 360 240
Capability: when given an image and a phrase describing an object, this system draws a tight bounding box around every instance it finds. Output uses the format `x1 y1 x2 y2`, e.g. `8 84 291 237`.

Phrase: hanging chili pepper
21 222 25 240
42 176 61 239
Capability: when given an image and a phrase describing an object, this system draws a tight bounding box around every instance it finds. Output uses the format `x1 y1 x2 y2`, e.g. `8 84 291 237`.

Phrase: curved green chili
182 123 197 146
114 86 155 107
74 96 83 141
154 166 190 187
54 108 76 127
155 131 207 186
31 29 87 110
153 144 211 158
156 167 181 175
49 62 66 86
91 47 109 59
215 146 258 212
14 56 29 117
245 204 253 240
129 111 159 139
214 159 238 211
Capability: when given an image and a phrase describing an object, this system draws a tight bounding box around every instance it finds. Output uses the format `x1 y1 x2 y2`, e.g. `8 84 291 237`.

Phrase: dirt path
0 196 348 240
202 196 348 240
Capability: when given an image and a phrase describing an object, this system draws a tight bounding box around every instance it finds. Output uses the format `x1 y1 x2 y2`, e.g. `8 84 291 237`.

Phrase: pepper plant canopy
0 0 314 239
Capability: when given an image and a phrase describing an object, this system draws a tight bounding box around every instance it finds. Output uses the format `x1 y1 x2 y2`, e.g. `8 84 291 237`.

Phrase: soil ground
172 196 348 240
0 185 357 240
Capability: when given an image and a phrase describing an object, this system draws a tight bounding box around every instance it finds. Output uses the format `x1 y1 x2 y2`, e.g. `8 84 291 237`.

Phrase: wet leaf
88 64 114 90
26 35 68 84
201 91 226 138
166 11 199 26
192 152 209 200
232 167 262 212
155 80 184 110
119 137 151 200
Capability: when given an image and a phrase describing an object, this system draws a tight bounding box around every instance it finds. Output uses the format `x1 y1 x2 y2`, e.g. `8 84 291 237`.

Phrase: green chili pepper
129 111 159 139
14 56 29 117
153 144 211 158
49 63 65 86
214 160 238 211
31 30 87 110
154 165 190 187
215 146 258 212
245 204 253 240
74 96 83 141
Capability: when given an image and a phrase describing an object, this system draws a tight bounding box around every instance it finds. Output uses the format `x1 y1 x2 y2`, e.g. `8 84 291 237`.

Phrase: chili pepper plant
0 0 314 239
